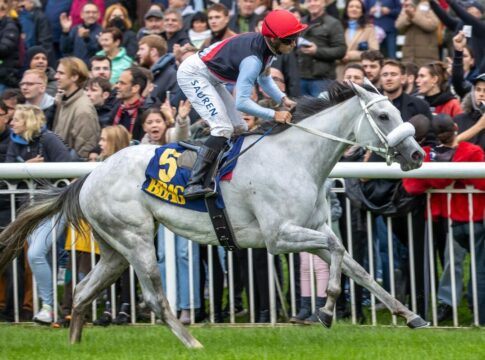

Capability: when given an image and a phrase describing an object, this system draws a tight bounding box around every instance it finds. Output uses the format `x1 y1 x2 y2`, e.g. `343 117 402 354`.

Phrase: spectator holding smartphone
450 30 479 99
430 0 485 73
336 0 379 81
298 0 347 96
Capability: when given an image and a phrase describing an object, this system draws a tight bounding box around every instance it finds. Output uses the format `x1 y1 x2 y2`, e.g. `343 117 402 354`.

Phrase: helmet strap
265 37 283 55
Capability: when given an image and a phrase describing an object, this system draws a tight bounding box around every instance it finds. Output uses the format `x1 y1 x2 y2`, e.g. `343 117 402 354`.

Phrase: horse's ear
347 81 368 100
363 77 382 95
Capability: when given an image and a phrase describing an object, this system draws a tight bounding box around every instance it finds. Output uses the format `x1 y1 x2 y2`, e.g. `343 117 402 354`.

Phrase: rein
220 123 279 171
221 92 414 171
287 95 396 165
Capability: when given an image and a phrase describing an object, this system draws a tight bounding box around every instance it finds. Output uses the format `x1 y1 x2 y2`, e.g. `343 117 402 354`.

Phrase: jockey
177 9 307 200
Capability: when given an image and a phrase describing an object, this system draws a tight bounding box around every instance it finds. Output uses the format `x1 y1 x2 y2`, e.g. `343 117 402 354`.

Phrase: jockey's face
269 36 297 55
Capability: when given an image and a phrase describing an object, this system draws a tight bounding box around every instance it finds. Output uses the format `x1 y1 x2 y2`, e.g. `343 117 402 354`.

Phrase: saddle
178 140 239 251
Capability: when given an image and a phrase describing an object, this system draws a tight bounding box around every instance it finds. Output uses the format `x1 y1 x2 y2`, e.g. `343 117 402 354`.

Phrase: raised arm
447 0 485 30
429 0 460 31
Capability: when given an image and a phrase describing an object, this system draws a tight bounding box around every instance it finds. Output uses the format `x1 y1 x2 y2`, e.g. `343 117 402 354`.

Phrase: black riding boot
183 136 227 200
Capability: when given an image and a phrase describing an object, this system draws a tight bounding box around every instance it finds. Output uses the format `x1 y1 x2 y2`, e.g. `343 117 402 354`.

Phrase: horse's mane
248 82 377 136
292 82 377 122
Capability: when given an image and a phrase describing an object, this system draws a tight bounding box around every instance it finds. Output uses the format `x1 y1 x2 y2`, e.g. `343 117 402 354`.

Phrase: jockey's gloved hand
281 96 297 111
274 110 292 124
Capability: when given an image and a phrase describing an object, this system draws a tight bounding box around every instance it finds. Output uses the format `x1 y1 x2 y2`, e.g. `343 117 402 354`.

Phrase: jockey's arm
235 56 284 120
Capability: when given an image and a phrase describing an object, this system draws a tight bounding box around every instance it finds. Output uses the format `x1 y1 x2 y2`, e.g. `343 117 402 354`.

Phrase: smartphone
463 25 472 38
297 37 313 48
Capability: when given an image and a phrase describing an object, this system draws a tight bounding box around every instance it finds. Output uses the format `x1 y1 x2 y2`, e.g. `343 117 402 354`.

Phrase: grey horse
0 83 427 349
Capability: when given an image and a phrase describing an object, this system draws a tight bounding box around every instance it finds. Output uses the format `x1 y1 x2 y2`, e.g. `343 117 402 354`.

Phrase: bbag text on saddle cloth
142 137 244 212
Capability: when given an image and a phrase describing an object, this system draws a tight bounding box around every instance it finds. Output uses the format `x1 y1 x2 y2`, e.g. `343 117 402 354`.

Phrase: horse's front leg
270 223 345 328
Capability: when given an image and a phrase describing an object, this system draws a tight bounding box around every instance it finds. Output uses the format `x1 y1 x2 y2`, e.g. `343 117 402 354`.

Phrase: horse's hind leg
70 237 129 343
123 236 203 349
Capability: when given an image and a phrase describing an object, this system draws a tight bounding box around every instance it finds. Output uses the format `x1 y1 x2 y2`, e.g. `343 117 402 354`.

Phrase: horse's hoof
316 309 333 328
407 316 430 329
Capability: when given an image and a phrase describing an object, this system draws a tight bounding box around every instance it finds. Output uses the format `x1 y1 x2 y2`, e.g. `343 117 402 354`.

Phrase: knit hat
26 46 49 67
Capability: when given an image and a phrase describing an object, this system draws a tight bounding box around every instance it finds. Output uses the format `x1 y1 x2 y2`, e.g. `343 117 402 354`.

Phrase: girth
178 140 240 251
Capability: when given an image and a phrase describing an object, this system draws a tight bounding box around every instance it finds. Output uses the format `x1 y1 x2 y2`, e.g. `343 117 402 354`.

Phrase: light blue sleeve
235 56 276 121
257 71 285 106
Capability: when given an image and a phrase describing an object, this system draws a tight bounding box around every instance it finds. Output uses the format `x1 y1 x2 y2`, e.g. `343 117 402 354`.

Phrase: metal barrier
0 162 484 326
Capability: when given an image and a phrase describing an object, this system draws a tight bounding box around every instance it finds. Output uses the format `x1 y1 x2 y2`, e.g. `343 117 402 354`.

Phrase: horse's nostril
411 150 423 162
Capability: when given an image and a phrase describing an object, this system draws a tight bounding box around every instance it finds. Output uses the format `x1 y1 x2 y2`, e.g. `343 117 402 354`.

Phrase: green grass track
1 323 484 360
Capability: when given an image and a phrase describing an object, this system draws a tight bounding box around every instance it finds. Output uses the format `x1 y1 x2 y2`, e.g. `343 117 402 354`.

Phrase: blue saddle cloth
142 137 244 212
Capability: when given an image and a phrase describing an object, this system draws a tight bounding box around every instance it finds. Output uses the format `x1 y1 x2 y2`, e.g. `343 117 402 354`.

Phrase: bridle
286 94 415 165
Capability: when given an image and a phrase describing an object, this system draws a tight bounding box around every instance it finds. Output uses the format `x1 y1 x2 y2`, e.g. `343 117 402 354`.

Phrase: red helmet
261 10 308 39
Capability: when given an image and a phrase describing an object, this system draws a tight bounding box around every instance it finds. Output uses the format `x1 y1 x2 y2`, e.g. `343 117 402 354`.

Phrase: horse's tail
0 175 88 275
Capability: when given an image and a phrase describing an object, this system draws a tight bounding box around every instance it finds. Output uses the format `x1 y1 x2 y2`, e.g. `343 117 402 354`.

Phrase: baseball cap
472 73 485 84
144 9 164 20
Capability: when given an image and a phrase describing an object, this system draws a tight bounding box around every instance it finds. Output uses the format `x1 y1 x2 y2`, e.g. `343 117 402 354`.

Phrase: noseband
287 95 415 165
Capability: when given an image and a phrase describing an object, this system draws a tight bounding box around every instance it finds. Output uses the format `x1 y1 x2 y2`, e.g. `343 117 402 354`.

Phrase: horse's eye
378 113 389 121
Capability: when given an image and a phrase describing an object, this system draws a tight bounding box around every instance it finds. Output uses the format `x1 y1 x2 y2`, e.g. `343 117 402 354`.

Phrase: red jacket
403 142 485 222
435 98 463 117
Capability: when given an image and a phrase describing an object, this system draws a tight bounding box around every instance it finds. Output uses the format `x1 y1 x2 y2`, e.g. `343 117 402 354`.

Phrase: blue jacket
60 23 102 64
45 0 72 43
364 0 401 32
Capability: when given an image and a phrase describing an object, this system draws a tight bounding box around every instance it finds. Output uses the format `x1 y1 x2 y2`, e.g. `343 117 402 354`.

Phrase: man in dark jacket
85 77 117 128
381 59 433 123
59 2 102 64
17 0 55 66
0 2 20 93
112 66 148 141
137 7 165 41
161 8 190 53
298 0 347 96
137 35 179 108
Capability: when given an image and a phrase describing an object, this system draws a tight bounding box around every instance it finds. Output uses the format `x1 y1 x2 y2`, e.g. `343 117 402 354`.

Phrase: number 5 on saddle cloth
141 138 245 250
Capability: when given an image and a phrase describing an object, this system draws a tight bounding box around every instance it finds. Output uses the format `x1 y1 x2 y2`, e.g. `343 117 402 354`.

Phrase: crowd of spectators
0 0 484 327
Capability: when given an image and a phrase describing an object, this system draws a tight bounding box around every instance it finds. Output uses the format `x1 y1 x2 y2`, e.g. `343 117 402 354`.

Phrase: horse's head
349 82 425 171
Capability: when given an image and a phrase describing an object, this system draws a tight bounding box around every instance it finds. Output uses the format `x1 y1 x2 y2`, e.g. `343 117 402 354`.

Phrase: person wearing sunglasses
177 9 306 199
